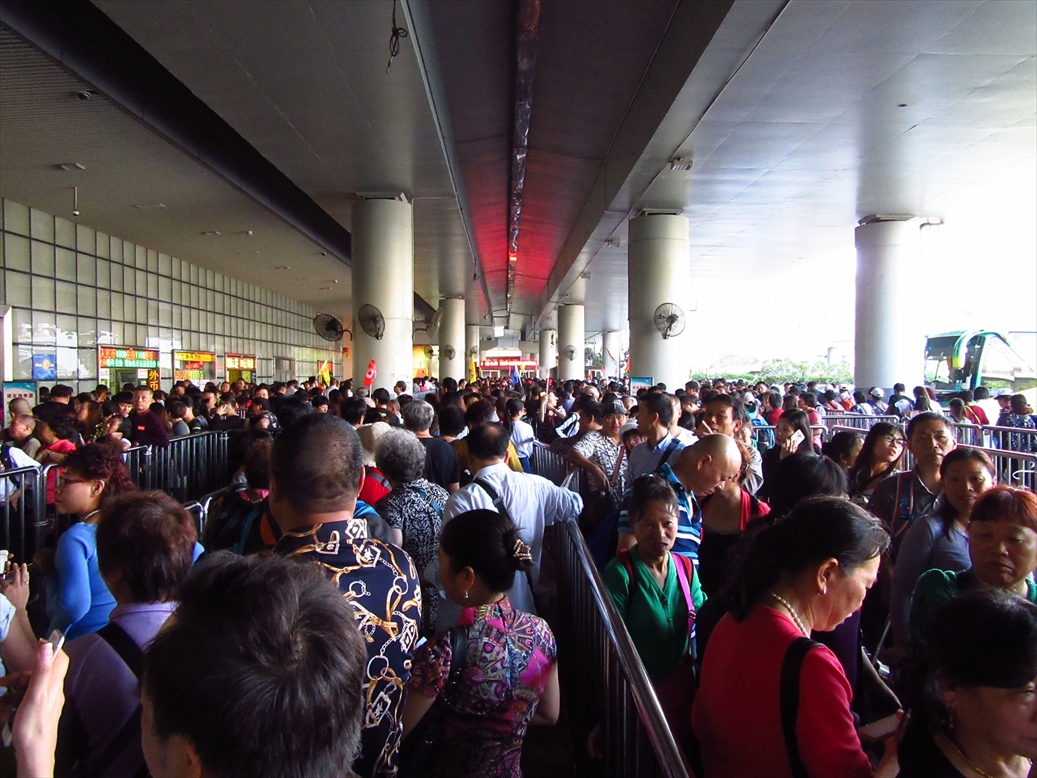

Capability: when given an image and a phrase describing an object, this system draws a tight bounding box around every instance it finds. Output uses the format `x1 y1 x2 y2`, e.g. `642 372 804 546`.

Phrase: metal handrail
533 442 688 776
546 520 689 777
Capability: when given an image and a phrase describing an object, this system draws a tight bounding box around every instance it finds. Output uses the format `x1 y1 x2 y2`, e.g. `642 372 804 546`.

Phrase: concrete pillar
854 219 924 393
557 305 585 381
341 310 354 382
466 324 481 374
439 297 465 381
351 199 413 388
602 330 621 381
628 214 692 391
539 329 556 379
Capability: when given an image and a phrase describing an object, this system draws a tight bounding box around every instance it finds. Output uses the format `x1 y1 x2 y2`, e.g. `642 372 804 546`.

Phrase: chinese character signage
98 346 160 369
173 351 216 382
2 381 36 426
225 354 256 371
479 357 538 370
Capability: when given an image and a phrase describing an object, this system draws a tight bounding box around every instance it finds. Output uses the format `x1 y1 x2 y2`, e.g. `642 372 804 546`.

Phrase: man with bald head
617 434 742 566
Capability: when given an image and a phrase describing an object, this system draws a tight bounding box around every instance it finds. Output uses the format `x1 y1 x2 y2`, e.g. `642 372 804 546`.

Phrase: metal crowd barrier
530 440 687 775
983 425 1037 455
0 433 232 559
122 445 152 489
186 486 232 538
0 466 41 562
820 413 901 432
531 441 571 486
150 432 230 503
961 444 1037 490
544 520 689 778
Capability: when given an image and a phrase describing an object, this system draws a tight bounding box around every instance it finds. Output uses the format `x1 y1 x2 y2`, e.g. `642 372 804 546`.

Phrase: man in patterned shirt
269 414 421 778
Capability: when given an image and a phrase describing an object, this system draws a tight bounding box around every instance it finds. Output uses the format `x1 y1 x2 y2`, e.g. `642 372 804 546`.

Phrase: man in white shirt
439 423 582 622
0 441 40 506
627 392 686 483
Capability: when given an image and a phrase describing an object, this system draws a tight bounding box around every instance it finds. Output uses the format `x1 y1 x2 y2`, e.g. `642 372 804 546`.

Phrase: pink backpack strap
672 553 697 646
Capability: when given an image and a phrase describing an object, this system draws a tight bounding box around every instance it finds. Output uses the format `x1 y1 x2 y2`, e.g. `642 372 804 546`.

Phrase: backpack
0 443 18 472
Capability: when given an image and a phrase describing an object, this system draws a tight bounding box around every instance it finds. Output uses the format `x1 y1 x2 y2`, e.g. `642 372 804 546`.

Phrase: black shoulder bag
398 625 469 777
473 478 538 607
780 636 823 778
90 622 149 778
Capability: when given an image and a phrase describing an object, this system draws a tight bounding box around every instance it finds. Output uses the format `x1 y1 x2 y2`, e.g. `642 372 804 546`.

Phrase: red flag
364 360 377 388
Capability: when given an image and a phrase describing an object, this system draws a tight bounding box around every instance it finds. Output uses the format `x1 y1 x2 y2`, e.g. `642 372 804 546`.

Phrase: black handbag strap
92 622 148 778
473 477 537 605
407 484 444 518
445 625 469 693
98 621 144 679
780 637 822 778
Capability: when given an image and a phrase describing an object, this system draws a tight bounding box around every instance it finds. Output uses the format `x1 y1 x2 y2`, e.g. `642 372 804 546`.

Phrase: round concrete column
602 330 621 381
539 329 556 379
557 305 585 381
341 308 354 381
438 297 465 381
854 220 924 393
351 199 413 388
628 214 692 391
465 324 481 373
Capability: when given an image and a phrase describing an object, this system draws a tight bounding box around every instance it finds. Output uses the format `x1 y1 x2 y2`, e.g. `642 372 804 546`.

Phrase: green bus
924 330 1037 399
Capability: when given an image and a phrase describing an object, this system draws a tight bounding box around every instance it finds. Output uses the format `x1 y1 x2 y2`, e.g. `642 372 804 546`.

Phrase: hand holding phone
789 430 806 450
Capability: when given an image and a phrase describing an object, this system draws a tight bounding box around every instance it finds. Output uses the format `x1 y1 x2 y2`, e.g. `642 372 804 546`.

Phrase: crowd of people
0 370 1033 778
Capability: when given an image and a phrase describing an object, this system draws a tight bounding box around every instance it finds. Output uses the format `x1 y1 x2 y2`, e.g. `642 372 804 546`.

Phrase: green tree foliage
693 359 853 386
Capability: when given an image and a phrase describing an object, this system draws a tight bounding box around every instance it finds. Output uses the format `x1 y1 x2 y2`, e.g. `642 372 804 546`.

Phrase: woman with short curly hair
375 429 448 636
41 442 137 639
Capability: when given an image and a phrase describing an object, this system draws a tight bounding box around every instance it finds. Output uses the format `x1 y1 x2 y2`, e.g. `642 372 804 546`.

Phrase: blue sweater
45 522 116 640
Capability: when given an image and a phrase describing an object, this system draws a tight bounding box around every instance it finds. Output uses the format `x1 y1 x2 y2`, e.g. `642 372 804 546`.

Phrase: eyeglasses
882 434 907 446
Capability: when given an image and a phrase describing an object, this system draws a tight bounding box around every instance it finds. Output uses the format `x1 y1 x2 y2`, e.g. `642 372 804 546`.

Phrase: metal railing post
0 466 39 562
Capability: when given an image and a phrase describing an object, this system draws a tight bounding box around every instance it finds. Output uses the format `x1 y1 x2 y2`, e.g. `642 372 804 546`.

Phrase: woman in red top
692 497 895 778
33 405 80 504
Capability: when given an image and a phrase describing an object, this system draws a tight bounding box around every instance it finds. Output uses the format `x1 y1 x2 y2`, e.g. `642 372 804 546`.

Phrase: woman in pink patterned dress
401 509 560 777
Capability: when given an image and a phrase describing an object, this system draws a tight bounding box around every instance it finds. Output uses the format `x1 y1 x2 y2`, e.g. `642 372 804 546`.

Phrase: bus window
980 336 1037 392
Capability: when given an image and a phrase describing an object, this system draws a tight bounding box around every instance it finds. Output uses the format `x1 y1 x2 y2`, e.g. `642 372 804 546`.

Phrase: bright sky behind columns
674 158 1037 373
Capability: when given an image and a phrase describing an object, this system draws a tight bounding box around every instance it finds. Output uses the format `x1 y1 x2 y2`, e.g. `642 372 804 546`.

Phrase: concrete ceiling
0 24 354 310
2 0 1033 343
548 0 1037 332
91 0 484 322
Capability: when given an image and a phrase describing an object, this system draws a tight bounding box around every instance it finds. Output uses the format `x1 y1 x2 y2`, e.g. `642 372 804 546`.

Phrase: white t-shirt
0 445 40 502
509 419 536 458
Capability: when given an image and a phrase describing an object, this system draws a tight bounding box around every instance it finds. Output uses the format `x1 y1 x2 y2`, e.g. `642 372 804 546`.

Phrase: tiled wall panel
1 199 339 389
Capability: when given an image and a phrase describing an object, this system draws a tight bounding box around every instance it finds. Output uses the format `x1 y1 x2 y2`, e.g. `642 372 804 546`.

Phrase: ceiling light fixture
71 186 79 217
56 162 86 172
275 266 290 270
132 203 166 210
203 230 221 236
668 156 693 171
